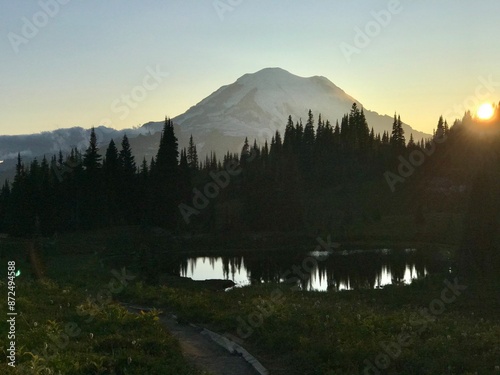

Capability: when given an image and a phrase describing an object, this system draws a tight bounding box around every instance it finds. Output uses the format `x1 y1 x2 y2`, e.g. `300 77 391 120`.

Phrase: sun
477 103 494 120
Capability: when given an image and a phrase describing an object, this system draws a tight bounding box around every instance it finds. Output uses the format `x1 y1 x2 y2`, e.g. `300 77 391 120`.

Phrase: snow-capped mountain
145 67 430 154
0 67 431 182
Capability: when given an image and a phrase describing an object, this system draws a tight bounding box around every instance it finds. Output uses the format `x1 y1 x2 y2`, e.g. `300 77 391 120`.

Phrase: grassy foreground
121 279 500 375
1 228 499 375
0 238 208 375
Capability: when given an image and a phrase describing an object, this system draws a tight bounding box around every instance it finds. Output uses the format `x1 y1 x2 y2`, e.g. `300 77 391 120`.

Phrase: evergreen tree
444 120 450 136
262 139 269 166
390 114 406 151
283 115 295 154
58 150 64 166
303 110 315 149
340 115 350 149
294 119 304 151
272 131 282 155
105 139 119 173
83 127 102 172
119 134 136 179
187 134 199 170
9 154 32 235
368 127 375 150
407 133 417 150
155 118 178 172
179 148 188 171
81 127 104 228
357 108 370 150
140 157 149 180
301 109 315 174
381 131 389 145
240 137 250 166
333 121 341 146
435 116 445 140
152 117 180 228
104 139 120 224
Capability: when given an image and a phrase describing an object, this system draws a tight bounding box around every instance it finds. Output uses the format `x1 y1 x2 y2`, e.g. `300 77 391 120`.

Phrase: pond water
176 248 448 291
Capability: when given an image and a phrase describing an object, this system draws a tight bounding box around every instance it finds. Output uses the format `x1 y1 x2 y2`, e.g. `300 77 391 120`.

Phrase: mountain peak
236 67 297 86
235 68 345 97
171 67 430 155
243 67 293 77
256 67 291 74
241 67 331 83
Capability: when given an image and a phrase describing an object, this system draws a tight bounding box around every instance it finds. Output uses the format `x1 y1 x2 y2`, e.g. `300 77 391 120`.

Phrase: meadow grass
0 237 209 375
120 278 500 375
2 228 499 375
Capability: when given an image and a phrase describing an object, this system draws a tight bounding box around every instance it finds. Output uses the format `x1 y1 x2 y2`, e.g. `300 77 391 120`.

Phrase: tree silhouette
119 134 136 178
151 117 180 229
83 127 102 173
390 114 405 152
187 134 199 171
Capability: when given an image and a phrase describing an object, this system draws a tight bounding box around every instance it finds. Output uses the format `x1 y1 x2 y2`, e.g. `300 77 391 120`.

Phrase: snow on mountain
0 67 431 182
154 67 430 155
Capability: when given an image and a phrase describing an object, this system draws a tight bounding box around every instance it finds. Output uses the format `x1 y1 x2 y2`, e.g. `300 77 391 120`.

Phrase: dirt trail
123 304 266 375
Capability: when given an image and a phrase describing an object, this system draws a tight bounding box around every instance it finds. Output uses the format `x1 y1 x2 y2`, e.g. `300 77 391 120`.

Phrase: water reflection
177 249 439 292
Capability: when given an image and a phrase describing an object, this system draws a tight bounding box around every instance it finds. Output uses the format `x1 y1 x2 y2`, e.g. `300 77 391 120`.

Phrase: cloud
0 150 33 160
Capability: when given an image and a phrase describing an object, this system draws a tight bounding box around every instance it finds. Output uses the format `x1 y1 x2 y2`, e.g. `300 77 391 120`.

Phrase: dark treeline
0 104 431 235
0 119 181 235
0 103 487 236
1 103 500 278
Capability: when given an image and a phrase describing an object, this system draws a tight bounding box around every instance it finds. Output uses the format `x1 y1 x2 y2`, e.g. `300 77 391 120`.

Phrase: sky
1 0 499 136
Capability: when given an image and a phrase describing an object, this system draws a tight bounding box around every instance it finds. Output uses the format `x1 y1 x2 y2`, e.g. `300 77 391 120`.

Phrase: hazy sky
1 0 499 135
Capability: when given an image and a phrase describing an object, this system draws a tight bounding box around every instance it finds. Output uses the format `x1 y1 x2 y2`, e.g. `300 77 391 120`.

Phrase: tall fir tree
104 139 119 174
390 114 406 151
240 137 251 166
187 134 199 171
83 127 102 172
435 116 445 140
81 127 104 228
104 139 120 224
119 134 136 179
155 118 178 172
152 117 180 228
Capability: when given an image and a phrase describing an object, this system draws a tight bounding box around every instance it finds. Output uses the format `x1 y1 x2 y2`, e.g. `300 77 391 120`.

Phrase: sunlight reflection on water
179 250 428 292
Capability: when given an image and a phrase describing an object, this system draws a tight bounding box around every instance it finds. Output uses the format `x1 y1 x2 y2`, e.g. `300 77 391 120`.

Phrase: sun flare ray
477 103 494 120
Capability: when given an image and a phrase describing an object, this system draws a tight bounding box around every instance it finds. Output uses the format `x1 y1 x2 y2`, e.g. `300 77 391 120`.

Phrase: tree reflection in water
175 248 446 292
